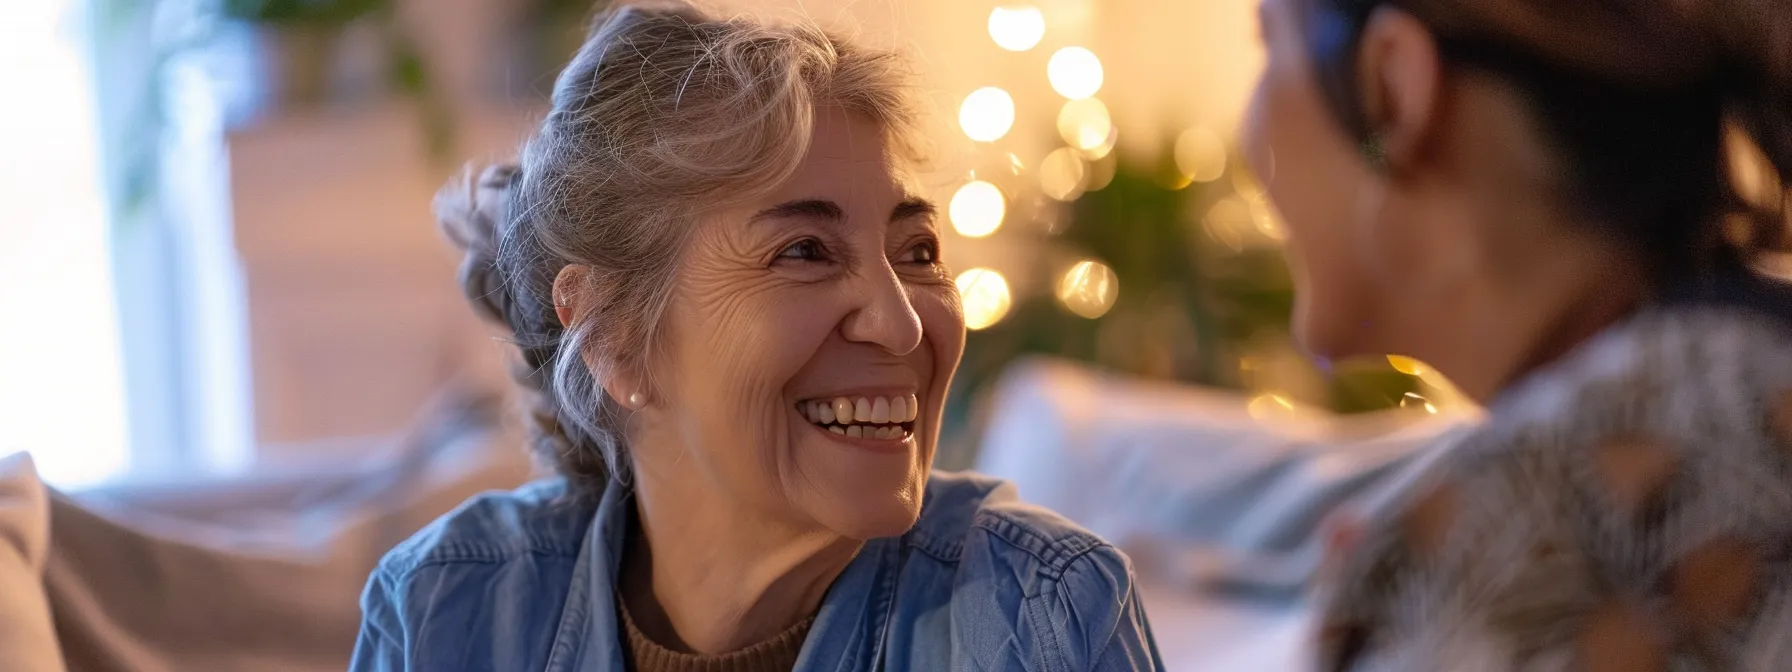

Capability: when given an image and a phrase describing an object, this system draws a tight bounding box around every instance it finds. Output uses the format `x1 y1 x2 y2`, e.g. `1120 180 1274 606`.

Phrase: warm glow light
988 6 1046 52
1727 126 1781 208
1401 392 1439 415
1387 355 1427 376
1047 46 1104 100
1232 166 1267 203
1203 197 1253 252
1081 125 1119 160
949 180 1006 238
1086 153 1116 192
1251 200 1287 243
956 268 1013 330
1247 393 1299 423
1175 127 1228 182
1056 98 1112 151
1039 147 1087 201
959 87 1016 143
1057 260 1118 319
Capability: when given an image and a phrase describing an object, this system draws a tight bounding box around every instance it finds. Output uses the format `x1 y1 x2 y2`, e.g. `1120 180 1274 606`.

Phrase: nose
840 262 924 355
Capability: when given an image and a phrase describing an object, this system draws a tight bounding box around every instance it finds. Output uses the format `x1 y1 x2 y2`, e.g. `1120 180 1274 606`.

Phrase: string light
959 87 1016 143
1175 127 1227 183
949 180 1006 238
1056 98 1111 152
988 6 1046 52
1047 46 1103 100
1039 147 1088 201
956 268 1013 330
1057 260 1118 318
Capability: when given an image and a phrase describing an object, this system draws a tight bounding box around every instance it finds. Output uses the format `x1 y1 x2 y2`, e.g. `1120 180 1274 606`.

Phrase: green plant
222 0 389 25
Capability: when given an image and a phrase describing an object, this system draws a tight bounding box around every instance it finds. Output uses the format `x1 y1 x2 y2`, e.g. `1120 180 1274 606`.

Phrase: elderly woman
350 3 1159 671
1243 0 1792 668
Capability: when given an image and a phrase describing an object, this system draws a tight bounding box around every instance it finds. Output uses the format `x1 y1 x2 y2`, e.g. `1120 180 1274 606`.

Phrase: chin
812 470 927 540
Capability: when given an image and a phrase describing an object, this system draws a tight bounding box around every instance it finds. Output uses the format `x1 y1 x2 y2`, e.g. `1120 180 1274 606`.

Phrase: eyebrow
751 199 844 224
749 196 938 225
891 197 937 222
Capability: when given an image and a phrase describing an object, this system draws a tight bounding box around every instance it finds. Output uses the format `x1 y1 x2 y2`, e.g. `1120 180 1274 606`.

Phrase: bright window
0 1 132 488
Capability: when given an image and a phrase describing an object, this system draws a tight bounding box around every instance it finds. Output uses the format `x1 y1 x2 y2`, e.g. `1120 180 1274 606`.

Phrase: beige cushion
0 452 68 672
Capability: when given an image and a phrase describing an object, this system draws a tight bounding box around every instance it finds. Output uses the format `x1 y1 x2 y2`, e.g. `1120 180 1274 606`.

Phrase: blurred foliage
95 0 457 229
942 140 1419 452
221 0 388 25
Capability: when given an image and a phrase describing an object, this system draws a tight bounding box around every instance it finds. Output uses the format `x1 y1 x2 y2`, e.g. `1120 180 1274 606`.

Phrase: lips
798 394 918 440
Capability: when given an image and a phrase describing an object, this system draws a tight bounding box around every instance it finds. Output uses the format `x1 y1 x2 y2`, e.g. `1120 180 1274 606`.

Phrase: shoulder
374 478 595 577
909 471 1121 575
909 472 1145 668
1319 308 1792 669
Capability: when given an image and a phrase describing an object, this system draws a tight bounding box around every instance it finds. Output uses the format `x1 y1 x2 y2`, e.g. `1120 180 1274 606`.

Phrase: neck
1402 237 1647 405
620 458 859 655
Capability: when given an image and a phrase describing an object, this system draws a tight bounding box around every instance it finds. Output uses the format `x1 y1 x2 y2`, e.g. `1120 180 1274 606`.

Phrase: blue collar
541 481 904 672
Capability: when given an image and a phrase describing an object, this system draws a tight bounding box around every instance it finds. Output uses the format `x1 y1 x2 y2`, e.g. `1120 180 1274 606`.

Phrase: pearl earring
627 392 645 408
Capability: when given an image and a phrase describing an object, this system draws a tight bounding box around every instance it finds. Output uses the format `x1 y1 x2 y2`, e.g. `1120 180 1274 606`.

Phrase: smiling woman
349 2 1160 671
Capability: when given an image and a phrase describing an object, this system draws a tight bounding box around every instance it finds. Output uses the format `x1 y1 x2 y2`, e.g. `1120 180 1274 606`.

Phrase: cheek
912 283 966 382
670 273 833 419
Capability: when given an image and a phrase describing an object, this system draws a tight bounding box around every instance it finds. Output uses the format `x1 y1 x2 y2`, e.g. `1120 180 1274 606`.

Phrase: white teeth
846 425 864 438
890 396 907 424
832 397 853 423
817 400 835 424
829 426 845 435
871 397 891 424
909 395 920 421
851 398 870 423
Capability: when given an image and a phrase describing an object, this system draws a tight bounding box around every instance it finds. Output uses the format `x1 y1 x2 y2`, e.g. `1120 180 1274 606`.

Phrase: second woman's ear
1355 6 1442 170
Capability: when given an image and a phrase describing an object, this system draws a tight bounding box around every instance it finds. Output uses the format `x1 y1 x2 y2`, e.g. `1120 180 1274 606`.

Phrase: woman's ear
552 265 592 327
1355 7 1442 170
601 368 649 411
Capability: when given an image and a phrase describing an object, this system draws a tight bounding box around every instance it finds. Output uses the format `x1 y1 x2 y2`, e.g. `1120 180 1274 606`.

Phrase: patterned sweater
1318 305 1792 671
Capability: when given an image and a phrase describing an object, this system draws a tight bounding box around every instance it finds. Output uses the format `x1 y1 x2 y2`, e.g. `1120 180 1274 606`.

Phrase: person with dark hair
1242 0 1792 668
348 3 1160 671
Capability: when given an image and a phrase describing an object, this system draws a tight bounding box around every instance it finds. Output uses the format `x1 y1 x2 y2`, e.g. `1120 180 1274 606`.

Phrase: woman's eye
901 240 940 264
776 239 827 262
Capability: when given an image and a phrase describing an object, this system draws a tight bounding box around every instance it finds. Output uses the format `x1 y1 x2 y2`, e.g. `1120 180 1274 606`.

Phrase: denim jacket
352 471 1162 671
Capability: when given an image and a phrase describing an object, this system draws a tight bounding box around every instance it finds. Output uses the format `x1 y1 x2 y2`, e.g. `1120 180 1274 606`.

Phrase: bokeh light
1175 127 1228 183
1056 98 1112 152
1039 147 1088 201
1247 393 1300 424
1387 355 1427 376
1086 153 1116 192
959 87 1016 143
956 268 1013 330
1057 260 1118 319
988 6 1046 52
1047 46 1104 100
949 180 1006 238
1400 392 1439 415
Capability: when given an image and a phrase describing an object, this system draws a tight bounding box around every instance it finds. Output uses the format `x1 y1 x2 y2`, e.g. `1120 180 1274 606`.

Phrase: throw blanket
1320 306 1792 671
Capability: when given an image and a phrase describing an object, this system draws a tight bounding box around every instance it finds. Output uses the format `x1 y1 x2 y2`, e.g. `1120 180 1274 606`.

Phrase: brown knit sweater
617 598 814 672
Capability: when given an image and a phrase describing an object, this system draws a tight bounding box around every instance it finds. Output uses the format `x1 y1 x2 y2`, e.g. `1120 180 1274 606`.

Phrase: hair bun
435 163 522 327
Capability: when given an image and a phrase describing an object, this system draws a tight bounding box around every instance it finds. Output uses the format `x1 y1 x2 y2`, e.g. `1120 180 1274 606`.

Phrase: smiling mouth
798 394 918 441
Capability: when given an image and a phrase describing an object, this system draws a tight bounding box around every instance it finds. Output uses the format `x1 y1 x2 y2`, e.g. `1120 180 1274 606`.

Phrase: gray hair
437 1 923 496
